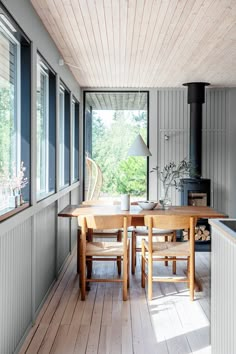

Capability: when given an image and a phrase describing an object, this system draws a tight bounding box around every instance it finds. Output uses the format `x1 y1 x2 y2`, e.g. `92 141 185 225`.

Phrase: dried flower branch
150 158 192 206
151 159 192 191
0 161 28 194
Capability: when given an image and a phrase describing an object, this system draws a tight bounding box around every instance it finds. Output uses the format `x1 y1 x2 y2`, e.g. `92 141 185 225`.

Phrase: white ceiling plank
86 0 107 86
31 0 236 87
119 0 128 87
123 0 137 87
138 0 172 86
156 0 224 85
127 0 145 87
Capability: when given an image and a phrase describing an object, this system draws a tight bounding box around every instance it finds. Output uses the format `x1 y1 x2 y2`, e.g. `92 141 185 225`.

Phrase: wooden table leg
87 228 93 279
77 228 81 273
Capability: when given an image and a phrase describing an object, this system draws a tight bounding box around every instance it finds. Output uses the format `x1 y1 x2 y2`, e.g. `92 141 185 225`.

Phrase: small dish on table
138 201 158 210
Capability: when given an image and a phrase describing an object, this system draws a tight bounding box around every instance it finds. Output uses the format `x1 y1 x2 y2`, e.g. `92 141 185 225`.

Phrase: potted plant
151 158 192 209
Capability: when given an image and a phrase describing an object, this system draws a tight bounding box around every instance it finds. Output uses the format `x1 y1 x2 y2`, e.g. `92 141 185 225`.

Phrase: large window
84 91 149 200
59 86 65 187
36 55 56 200
59 82 70 189
72 98 79 182
0 10 30 216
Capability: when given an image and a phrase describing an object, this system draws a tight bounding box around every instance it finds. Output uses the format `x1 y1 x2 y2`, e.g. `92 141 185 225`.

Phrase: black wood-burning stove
182 82 211 251
181 178 211 207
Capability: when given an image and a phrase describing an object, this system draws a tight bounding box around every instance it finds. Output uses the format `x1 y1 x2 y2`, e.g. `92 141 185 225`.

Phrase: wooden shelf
0 203 30 222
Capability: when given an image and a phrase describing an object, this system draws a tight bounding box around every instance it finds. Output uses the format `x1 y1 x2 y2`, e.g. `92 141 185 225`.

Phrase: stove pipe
183 82 209 178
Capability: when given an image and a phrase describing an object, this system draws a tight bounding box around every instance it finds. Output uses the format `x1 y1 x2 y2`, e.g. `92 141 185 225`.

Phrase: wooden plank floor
20 249 211 354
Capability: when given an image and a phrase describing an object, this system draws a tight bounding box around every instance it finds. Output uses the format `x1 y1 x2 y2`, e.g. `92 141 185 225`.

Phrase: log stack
183 225 211 241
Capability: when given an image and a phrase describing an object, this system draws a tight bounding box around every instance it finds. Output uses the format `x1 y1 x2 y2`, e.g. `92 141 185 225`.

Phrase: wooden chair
79 215 131 301
141 215 195 301
131 227 176 274
83 158 122 273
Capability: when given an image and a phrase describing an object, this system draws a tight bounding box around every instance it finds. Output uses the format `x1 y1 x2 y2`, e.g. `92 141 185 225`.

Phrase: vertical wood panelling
202 89 228 213
35 203 57 311
70 188 80 247
211 225 236 354
157 89 189 205
57 194 71 272
0 219 32 354
155 88 229 213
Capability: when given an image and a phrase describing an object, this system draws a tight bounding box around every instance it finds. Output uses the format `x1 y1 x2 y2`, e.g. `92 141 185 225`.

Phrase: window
84 91 149 201
59 86 65 187
36 55 56 200
59 82 70 189
0 10 30 216
72 98 79 182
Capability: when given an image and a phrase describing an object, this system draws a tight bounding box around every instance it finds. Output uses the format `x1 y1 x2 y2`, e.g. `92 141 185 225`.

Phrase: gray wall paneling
35 203 57 311
70 189 80 248
157 89 189 205
211 222 236 354
0 219 32 354
202 89 229 214
0 1 82 353
0 187 79 354
150 88 230 214
57 195 71 272
228 89 236 217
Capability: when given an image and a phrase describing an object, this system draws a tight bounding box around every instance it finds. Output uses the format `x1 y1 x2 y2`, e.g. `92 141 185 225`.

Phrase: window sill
0 203 30 222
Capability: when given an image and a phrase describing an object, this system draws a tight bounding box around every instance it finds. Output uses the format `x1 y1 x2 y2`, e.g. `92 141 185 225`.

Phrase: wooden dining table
58 204 227 282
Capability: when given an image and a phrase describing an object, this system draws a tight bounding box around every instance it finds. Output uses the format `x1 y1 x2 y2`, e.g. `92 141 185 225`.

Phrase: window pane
37 64 48 196
0 28 20 211
36 56 55 200
59 85 70 188
72 100 79 182
71 101 75 181
59 88 65 187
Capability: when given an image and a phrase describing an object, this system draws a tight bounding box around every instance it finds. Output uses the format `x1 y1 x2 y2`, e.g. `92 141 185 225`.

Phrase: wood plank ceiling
31 0 236 88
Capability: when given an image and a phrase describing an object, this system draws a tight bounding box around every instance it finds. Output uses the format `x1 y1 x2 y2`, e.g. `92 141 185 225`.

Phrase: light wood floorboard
20 248 211 354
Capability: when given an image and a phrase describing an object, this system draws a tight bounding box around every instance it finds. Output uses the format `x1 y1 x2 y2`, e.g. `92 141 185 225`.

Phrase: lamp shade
128 134 152 156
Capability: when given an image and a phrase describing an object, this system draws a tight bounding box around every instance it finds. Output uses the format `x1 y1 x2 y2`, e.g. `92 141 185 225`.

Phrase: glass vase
159 186 172 209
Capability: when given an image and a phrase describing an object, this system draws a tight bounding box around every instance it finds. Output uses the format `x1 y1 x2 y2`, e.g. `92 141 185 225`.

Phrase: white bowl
138 201 157 210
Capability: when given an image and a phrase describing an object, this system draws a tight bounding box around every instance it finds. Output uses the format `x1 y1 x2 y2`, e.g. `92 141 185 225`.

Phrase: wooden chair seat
80 215 131 301
131 226 175 274
143 240 190 257
135 227 174 235
86 241 129 256
141 215 196 301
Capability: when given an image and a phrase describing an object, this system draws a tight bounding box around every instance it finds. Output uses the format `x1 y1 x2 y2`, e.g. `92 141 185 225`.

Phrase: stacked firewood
183 225 211 241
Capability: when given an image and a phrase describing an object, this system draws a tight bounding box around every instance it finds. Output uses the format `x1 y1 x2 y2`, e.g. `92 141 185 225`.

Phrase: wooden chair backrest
144 215 194 230
144 215 195 252
85 215 131 230
82 215 131 253
85 157 103 201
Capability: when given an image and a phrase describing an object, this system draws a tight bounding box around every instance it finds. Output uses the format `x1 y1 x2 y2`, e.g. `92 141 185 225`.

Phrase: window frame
0 22 21 170
71 97 79 183
0 21 21 213
59 85 65 188
36 56 51 200
59 81 70 189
